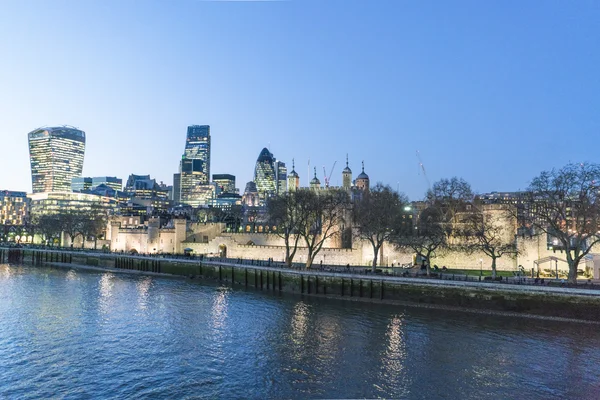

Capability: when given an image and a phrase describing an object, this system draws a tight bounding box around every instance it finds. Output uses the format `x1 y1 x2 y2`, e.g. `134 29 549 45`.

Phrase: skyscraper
254 148 277 197
28 126 86 193
183 125 210 182
275 160 287 194
177 125 211 205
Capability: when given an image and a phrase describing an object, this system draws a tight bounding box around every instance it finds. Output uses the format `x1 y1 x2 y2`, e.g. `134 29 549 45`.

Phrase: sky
1 0 599 200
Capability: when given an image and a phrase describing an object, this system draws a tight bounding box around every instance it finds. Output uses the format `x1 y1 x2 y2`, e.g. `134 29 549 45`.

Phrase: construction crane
323 161 337 188
416 150 431 190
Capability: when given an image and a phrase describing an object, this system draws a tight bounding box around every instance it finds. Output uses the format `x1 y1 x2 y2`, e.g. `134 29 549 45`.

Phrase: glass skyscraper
178 125 211 205
28 126 86 193
254 148 277 197
183 125 210 182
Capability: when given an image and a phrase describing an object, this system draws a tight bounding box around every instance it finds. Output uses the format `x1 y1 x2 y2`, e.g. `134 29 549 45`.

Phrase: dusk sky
1 0 599 199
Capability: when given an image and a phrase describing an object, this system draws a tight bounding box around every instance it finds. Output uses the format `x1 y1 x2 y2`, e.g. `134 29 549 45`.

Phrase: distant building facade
28 126 86 193
0 190 29 226
213 174 236 195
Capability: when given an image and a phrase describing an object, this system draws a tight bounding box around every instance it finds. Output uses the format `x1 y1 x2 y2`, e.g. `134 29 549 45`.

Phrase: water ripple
1 264 600 399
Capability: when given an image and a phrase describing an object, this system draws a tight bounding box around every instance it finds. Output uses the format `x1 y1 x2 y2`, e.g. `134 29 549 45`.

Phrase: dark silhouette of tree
353 183 409 271
31 214 62 246
521 162 600 283
459 205 519 278
427 177 474 224
395 205 447 276
298 189 349 269
267 191 306 267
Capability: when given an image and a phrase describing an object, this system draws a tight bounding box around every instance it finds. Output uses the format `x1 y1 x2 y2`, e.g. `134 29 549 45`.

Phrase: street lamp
479 258 483 278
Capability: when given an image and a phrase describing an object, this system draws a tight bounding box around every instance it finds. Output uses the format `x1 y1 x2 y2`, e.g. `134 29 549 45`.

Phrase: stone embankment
3 247 600 322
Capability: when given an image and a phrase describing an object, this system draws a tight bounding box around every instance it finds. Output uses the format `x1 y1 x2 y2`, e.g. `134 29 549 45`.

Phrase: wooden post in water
278 271 282 292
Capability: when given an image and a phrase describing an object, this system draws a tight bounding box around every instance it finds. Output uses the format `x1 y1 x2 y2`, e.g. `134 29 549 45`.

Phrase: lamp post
479 258 483 278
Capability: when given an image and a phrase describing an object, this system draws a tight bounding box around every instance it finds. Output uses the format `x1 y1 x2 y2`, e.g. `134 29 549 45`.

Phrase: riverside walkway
6 245 600 299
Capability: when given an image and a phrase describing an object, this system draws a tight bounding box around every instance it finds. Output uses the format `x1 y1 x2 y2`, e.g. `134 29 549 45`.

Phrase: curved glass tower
28 126 86 193
254 148 277 197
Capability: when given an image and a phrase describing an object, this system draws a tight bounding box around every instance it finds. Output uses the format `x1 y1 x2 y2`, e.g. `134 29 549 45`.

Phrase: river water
1 264 599 399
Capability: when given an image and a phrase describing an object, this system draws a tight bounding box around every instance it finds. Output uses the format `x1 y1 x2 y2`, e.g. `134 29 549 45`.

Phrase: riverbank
3 247 600 321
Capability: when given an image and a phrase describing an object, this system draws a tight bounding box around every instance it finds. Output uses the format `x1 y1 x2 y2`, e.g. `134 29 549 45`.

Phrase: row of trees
31 207 109 248
267 189 349 268
268 162 600 284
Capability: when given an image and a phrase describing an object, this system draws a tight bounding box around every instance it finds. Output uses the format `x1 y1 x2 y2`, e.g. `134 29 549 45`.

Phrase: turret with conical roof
288 159 299 192
355 161 370 191
310 167 321 190
342 154 352 190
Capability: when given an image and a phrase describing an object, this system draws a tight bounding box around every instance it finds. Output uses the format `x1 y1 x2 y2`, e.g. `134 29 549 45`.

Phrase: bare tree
298 189 349 269
266 192 305 267
31 214 62 246
427 177 474 224
459 205 519 279
59 210 86 247
353 183 409 271
81 207 109 249
522 162 600 283
395 205 447 276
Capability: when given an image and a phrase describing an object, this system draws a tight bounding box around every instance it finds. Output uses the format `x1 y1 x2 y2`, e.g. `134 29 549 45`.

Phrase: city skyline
2 1 599 199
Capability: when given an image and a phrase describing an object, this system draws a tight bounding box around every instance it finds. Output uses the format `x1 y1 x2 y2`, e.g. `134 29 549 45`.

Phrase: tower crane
416 150 431 190
323 161 337 188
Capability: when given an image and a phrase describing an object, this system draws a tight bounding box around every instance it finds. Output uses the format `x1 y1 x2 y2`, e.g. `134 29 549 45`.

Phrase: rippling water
1 264 599 399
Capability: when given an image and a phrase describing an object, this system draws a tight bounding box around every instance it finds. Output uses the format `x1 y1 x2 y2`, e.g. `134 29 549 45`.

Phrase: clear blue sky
1 0 599 200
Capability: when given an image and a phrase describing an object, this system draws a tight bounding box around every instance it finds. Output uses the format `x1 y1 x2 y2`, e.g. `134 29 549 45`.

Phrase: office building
28 126 86 193
72 177 93 192
213 174 236 195
254 148 277 197
0 191 29 226
275 161 287 194
177 125 211 205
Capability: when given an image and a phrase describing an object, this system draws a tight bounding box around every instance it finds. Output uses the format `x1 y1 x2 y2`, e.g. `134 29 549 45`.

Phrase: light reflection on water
1 264 600 399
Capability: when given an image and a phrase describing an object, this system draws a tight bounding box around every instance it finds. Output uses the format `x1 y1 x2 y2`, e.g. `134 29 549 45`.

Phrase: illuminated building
124 174 169 200
177 125 211 205
28 192 117 218
73 176 122 193
92 177 122 191
275 161 287 194
28 126 86 193
213 174 236 195
72 177 93 192
254 148 277 198
0 191 29 225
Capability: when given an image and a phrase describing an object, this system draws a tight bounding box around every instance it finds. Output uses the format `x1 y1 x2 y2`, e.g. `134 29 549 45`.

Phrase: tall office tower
172 173 181 202
28 126 86 193
254 148 277 197
183 125 210 181
178 125 211 205
275 160 287 194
